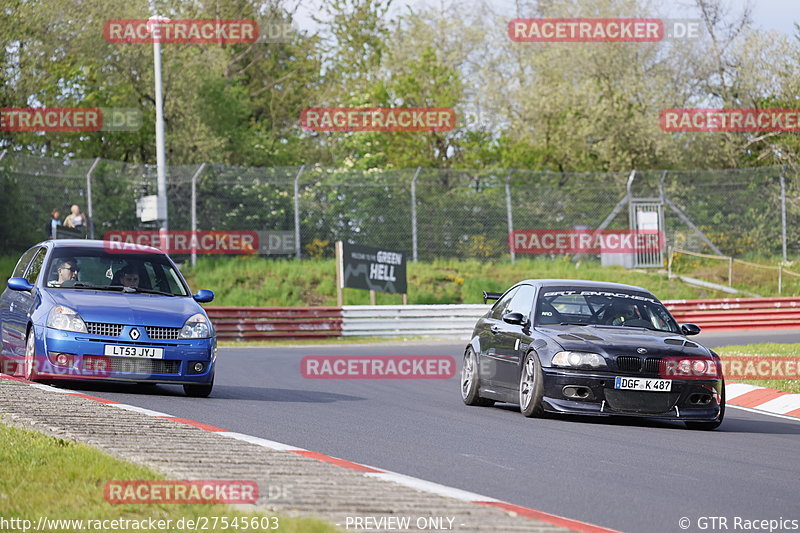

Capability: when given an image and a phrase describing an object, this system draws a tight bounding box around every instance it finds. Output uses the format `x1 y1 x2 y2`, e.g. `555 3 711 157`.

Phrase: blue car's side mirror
193 289 214 303
8 277 34 291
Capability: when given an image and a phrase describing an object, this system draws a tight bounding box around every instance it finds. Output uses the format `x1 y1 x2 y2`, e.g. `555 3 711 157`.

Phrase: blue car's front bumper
34 326 215 384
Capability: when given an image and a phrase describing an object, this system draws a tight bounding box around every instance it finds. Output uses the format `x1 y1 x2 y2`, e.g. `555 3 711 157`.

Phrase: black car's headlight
179 313 212 339
552 351 606 369
47 306 88 333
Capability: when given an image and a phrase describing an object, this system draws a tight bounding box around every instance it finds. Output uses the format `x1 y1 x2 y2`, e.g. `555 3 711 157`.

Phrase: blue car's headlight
47 306 88 333
180 313 212 339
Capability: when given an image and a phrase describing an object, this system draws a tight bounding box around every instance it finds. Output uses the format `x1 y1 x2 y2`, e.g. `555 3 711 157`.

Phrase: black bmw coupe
461 279 725 430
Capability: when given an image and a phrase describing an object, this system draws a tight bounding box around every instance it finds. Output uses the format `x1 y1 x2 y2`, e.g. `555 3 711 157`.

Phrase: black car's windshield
45 248 189 296
535 287 680 334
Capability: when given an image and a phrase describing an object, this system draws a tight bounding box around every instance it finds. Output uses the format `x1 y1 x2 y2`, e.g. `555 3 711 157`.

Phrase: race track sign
337 242 407 294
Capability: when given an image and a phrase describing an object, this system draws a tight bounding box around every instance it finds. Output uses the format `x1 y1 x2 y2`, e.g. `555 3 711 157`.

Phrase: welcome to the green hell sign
338 242 407 294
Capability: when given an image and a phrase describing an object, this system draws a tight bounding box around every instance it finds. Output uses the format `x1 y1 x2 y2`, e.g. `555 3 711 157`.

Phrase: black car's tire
461 347 494 406
520 352 544 418
184 380 213 398
684 380 726 431
24 328 40 381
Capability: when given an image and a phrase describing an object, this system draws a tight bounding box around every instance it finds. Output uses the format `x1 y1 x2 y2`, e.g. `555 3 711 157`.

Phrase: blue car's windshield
536 287 680 333
46 248 189 296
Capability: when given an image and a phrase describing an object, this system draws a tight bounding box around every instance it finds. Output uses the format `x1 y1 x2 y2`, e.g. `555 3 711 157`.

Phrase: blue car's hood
45 289 201 327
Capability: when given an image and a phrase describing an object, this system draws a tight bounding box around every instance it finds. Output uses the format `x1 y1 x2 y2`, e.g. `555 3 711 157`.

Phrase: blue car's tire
24 328 40 381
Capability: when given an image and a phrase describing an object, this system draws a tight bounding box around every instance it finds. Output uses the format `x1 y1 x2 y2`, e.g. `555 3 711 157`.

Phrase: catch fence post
411 167 421 262
190 163 206 267
293 165 305 260
780 167 787 262
85 157 101 239
506 171 515 263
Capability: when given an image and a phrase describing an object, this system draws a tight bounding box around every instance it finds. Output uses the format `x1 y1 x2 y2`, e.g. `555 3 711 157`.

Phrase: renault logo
130 328 140 340
637 347 647 354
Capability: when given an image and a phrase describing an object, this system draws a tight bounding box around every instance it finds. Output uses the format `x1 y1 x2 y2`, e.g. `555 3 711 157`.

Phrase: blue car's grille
86 322 123 337
146 326 182 340
84 357 181 374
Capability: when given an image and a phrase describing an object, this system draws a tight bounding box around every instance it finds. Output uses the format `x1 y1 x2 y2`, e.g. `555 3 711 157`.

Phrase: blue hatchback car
0 240 216 397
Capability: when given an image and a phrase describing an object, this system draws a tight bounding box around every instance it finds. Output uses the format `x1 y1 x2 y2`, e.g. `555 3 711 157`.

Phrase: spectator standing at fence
46 208 62 238
64 204 86 232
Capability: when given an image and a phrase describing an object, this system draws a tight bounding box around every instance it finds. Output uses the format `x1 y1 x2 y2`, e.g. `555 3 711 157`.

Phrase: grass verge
715 343 800 394
178 256 729 307
0 421 339 533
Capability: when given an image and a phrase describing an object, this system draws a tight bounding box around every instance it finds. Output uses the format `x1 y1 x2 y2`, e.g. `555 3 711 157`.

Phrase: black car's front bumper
541 368 723 421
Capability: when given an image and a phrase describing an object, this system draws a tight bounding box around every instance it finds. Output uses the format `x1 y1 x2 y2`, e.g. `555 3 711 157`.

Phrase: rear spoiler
482 291 503 304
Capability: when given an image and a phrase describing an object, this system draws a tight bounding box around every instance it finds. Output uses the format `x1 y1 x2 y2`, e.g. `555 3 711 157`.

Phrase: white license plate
614 376 671 392
104 345 164 359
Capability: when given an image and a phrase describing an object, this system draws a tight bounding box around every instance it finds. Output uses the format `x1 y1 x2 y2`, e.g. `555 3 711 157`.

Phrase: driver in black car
610 302 639 326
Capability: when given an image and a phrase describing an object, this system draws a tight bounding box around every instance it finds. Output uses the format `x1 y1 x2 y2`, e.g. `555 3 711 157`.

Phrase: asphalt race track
52 329 800 533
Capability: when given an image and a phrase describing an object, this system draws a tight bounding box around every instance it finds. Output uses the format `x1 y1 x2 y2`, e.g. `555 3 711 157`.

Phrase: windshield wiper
66 283 126 291
559 322 593 326
128 287 177 297
61 283 176 296
103 284 177 297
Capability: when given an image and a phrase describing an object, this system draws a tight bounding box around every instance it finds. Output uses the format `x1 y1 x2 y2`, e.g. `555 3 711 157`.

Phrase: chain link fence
1 151 797 263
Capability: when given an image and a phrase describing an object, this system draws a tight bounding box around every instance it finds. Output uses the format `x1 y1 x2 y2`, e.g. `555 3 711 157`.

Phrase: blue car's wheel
24 328 39 381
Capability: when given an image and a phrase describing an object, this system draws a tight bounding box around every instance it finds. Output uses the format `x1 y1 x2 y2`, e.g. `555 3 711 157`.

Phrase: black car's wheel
685 381 726 430
184 380 213 398
461 347 494 406
520 352 544 417
24 328 40 381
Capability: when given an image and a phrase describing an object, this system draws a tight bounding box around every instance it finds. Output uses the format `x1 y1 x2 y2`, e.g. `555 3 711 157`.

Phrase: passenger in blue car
118 266 140 289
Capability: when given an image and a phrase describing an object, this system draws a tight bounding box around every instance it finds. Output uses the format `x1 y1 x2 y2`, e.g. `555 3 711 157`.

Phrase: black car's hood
536 324 712 358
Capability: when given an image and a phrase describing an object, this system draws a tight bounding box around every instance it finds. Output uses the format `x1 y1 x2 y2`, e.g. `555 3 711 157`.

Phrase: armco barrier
665 297 800 331
341 305 488 337
205 306 342 341
205 297 800 341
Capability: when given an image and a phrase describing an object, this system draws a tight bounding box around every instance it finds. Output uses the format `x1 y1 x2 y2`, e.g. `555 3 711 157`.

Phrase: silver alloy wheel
25 329 36 378
520 356 536 409
461 350 475 400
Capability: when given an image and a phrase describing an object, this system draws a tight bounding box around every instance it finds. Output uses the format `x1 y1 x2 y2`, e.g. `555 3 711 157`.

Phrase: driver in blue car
51 258 79 287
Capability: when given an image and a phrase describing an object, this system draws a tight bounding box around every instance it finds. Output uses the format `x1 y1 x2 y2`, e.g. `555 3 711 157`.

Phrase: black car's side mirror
502 312 526 326
680 323 701 336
